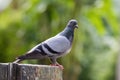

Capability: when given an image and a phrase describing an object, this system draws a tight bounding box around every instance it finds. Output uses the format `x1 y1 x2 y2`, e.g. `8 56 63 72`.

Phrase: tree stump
0 63 63 80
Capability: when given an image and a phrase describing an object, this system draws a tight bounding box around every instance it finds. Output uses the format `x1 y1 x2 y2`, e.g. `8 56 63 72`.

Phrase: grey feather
13 19 78 67
44 35 70 54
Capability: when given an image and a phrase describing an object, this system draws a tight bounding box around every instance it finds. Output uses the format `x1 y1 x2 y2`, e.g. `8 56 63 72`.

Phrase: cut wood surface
0 63 63 80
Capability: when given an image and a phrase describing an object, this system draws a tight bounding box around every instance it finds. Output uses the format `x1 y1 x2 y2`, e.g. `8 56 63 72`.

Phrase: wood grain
0 63 63 80
0 63 8 80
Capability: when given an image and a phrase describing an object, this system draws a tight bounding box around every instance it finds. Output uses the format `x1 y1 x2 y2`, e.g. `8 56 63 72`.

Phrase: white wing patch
44 35 71 53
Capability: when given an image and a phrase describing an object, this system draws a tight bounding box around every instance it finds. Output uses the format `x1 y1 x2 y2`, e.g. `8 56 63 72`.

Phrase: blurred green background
0 0 120 80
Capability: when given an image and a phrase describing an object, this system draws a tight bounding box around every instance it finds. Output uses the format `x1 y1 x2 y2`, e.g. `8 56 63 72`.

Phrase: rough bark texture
0 63 8 80
0 63 63 80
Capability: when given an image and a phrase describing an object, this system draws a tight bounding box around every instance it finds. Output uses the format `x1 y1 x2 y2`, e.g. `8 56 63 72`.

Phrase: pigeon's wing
43 35 71 54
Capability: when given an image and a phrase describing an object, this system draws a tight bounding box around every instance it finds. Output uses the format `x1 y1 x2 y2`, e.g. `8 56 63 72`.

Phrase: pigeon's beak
75 25 78 28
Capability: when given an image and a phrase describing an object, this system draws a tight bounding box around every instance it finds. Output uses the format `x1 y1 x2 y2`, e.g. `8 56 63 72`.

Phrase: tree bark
0 63 63 80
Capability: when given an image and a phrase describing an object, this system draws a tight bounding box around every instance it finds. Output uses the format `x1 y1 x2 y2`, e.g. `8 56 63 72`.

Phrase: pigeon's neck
59 27 74 43
64 26 74 34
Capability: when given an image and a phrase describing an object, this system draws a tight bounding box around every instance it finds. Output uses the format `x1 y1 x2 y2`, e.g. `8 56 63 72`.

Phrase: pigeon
13 19 78 69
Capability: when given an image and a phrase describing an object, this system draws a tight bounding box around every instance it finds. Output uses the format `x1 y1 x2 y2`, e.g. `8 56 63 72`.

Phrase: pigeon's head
67 19 78 29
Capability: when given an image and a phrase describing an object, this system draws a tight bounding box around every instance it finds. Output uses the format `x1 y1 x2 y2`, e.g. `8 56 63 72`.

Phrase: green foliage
0 0 119 80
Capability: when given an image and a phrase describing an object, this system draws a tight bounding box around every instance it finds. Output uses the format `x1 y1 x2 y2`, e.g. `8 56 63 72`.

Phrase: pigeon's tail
13 51 47 63
13 59 22 63
13 54 27 63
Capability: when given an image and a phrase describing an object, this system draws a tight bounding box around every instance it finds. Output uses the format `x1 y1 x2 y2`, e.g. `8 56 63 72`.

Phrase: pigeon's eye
70 22 73 24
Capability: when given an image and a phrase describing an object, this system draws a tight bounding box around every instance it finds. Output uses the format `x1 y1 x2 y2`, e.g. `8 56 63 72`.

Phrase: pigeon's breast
44 36 71 53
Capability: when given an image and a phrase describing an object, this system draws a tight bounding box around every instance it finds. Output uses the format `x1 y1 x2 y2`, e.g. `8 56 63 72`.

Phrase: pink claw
50 64 64 70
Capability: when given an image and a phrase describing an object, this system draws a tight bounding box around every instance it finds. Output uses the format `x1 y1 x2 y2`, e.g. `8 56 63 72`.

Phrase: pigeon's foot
50 64 64 70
